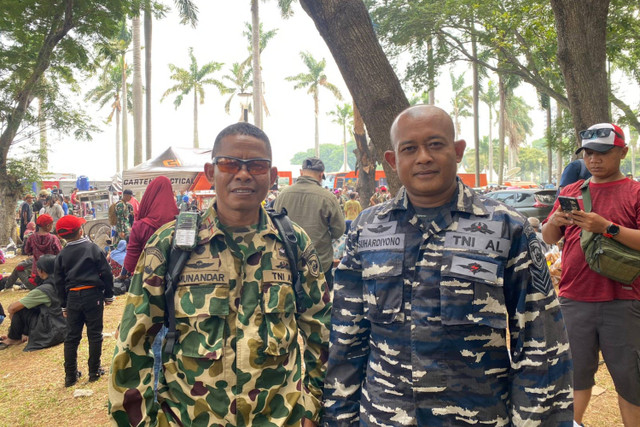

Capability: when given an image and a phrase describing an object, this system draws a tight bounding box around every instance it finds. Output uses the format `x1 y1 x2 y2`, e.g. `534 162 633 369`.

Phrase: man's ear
204 162 215 184
384 150 397 171
454 139 466 163
269 167 279 188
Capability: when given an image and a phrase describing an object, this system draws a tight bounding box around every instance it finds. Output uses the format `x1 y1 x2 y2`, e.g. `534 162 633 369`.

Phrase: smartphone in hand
558 196 581 212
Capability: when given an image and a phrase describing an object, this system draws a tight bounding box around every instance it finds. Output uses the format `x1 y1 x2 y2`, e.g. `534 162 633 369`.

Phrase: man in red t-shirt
542 123 640 427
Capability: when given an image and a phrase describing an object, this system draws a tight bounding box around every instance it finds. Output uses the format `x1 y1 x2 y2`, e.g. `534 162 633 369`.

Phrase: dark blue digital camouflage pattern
323 180 573 426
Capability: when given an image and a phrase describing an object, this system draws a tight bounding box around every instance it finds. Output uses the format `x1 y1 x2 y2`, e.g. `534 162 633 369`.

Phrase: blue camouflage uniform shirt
323 180 573 426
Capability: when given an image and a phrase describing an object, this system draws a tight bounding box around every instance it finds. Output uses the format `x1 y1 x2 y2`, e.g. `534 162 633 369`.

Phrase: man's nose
416 146 434 162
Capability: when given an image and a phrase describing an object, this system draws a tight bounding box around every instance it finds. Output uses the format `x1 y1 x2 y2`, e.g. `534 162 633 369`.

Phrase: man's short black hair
349 192 356 200
212 122 272 159
36 254 56 275
123 189 133 196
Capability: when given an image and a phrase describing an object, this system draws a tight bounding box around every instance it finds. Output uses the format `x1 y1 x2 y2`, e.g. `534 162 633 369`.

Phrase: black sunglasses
212 156 271 175
579 128 624 140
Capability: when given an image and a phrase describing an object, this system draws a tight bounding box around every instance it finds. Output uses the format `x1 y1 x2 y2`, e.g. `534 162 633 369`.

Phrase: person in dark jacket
0 255 67 351
54 215 114 387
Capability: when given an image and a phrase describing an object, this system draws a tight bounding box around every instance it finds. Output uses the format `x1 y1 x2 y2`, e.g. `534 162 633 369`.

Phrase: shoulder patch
525 225 552 294
302 246 321 277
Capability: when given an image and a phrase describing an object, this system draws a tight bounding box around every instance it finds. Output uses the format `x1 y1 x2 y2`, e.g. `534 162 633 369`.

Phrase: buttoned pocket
440 253 507 330
262 281 297 356
361 251 404 324
174 284 229 360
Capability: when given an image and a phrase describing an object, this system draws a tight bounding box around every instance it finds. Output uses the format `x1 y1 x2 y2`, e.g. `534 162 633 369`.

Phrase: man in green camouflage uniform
109 123 331 426
114 190 134 241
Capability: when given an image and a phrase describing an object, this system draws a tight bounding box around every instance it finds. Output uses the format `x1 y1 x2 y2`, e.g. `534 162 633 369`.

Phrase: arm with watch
569 210 640 251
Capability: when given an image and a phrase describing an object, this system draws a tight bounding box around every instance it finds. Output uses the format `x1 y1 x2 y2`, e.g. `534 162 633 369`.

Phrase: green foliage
161 47 228 108
290 141 357 172
4 151 44 195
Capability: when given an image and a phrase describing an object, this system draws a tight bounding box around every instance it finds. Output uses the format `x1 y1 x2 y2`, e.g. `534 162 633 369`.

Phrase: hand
105 300 113 306
570 211 609 234
62 311 67 318
301 419 317 427
548 208 576 228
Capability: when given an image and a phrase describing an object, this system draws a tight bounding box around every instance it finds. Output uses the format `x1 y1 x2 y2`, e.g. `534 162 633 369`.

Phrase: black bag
579 179 640 285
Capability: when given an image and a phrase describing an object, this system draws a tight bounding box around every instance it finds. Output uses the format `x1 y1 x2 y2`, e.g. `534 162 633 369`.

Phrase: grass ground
0 255 625 426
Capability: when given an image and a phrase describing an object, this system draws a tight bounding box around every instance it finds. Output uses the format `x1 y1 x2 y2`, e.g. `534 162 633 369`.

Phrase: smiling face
204 133 278 227
384 105 465 207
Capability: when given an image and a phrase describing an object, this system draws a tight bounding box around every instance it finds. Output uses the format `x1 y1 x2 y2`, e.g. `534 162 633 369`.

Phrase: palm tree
161 47 227 148
286 51 343 157
132 14 143 165
504 94 533 170
480 80 499 182
85 63 133 173
328 103 353 172
143 0 198 160
450 72 473 138
93 21 132 170
239 22 276 123
222 62 253 121
249 0 293 128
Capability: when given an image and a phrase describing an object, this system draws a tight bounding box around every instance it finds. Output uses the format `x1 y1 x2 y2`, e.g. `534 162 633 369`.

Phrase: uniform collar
295 175 322 186
376 178 489 220
197 198 280 245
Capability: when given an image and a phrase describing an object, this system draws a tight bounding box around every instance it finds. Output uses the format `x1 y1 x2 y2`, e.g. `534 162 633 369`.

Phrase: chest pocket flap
440 253 507 330
361 251 404 324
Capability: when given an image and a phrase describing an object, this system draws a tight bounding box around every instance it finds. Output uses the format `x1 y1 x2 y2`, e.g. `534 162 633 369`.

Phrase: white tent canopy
122 147 211 192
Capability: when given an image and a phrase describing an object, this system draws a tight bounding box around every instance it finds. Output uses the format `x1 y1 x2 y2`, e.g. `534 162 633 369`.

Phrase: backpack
108 202 118 226
162 208 306 355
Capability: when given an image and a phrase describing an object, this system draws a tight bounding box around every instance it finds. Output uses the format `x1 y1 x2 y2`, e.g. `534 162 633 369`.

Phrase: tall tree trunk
546 105 552 184
299 0 406 194
498 74 506 185
314 91 320 158
550 0 610 147
115 94 121 173
122 57 129 170
342 122 348 171
193 91 199 148
556 105 564 184
427 36 435 104
251 0 263 129
144 3 152 160
353 103 375 207
471 28 480 186
488 107 494 183
132 15 143 165
38 97 48 171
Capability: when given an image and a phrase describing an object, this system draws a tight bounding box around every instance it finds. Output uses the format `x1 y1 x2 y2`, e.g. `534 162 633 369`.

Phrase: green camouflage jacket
109 203 331 426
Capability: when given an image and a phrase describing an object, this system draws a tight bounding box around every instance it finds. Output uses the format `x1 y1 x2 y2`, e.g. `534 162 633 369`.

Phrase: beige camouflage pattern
108 202 331 426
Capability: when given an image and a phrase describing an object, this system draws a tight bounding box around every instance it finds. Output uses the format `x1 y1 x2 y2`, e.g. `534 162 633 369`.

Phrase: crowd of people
0 108 638 426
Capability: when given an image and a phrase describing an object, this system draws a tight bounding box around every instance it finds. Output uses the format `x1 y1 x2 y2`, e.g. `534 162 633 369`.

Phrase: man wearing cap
19 194 34 241
32 190 49 227
543 123 640 426
274 157 345 290
54 214 114 387
324 105 573 425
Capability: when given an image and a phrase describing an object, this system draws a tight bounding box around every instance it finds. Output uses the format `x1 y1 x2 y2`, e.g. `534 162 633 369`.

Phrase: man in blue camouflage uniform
323 105 573 426
109 123 331 426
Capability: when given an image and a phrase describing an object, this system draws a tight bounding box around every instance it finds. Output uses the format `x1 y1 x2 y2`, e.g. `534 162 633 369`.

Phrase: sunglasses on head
212 156 271 175
579 128 624 140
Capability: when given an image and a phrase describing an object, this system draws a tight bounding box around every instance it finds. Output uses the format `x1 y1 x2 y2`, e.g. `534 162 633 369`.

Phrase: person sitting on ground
0 301 5 326
23 214 62 289
0 254 67 351
107 239 128 279
0 256 34 290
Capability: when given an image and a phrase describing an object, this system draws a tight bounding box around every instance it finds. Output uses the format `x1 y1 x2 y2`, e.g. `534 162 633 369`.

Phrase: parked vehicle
485 189 556 221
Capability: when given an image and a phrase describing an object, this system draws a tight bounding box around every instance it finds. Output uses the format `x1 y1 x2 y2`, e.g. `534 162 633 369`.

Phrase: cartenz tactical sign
122 147 211 192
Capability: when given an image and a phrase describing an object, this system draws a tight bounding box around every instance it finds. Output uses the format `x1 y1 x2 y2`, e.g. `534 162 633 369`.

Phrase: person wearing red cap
53 215 114 387
23 214 62 287
543 123 640 426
